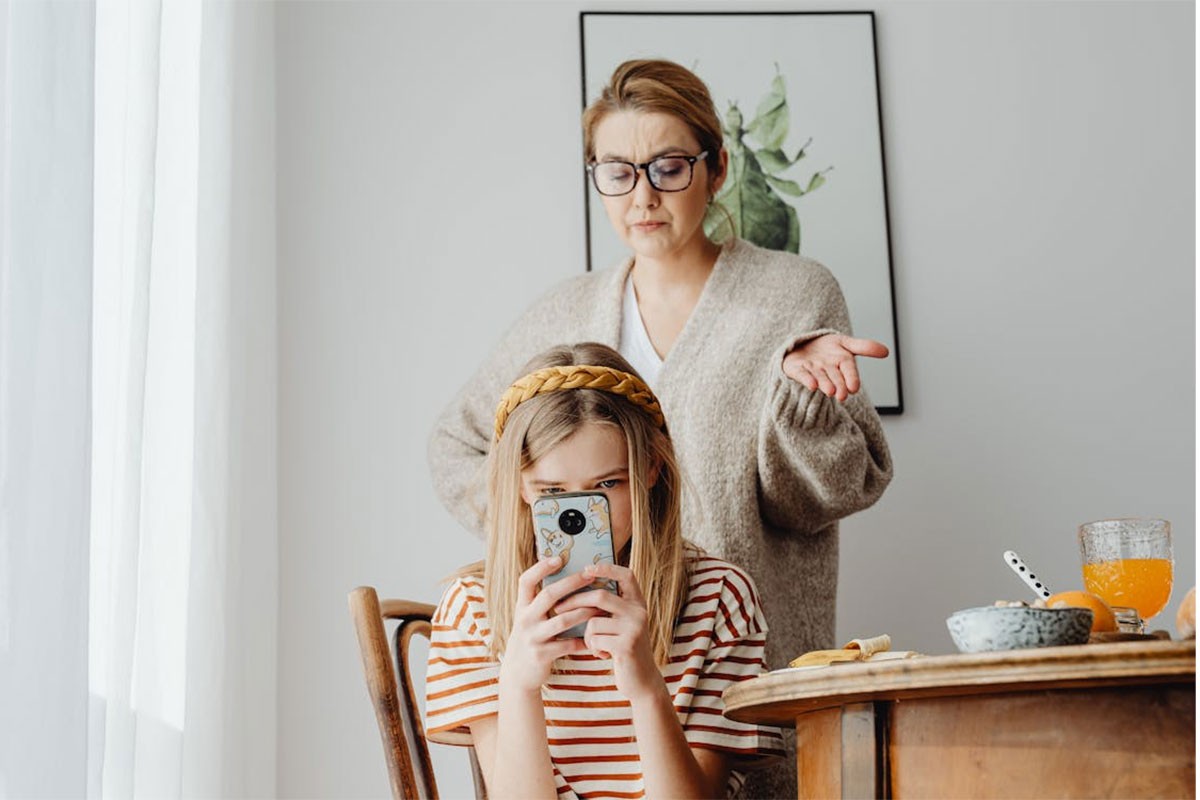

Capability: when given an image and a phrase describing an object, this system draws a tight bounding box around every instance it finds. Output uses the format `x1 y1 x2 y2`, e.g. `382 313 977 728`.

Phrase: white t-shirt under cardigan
618 274 664 390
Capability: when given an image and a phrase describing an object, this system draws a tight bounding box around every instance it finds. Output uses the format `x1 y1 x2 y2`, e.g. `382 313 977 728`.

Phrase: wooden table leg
796 703 883 799
796 706 841 799
841 702 880 799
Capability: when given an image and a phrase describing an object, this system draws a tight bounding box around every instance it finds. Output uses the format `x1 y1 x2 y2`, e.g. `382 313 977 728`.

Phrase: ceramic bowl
946 605 1093 653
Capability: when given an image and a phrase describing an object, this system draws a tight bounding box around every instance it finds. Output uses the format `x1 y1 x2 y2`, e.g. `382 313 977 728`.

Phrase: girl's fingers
583 632 619 660
541 607 604 638
547 637 590 660
583 615 625 636
517 557 565 607
583 563 646 606
527 569 598 618
556 587 623 616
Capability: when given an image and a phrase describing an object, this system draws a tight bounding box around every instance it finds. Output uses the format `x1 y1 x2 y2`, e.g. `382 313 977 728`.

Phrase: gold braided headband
493 365 665 441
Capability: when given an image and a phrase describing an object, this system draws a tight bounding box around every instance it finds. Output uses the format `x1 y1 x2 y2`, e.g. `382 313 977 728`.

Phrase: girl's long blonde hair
468 343 689 665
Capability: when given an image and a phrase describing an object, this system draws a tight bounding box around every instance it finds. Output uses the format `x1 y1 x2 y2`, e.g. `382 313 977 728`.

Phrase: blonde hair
583 58 735 239
582 59 724 187
468 343 689 666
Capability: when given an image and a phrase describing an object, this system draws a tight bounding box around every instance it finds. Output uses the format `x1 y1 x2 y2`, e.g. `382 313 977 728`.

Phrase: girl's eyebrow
528 467 628 487
589 468 629 482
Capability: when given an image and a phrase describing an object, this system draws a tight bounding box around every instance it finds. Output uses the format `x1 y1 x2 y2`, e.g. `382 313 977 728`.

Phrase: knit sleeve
426 289 571 537
424 578 500 746
426 333 525 538
756 267 893 532
427 264 626 538
681 568 786 766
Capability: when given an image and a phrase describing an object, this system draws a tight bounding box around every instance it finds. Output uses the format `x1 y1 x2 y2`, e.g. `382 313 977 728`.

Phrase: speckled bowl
946 606 1094 653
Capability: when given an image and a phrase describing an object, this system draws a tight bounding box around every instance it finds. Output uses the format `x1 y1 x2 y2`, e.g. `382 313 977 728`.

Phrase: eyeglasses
587 151 709 197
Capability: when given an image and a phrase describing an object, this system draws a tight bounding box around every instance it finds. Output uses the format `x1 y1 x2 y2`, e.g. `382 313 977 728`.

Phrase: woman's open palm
783 333 889 402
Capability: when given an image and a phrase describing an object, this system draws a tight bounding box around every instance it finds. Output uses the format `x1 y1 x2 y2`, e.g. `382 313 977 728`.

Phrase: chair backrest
348 586 487 800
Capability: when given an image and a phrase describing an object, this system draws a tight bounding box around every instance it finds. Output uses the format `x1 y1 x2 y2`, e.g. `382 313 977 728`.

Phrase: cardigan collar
594 237 743 367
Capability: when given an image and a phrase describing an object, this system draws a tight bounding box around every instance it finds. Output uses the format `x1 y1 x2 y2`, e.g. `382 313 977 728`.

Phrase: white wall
275 2 1194 797
226 2 280 795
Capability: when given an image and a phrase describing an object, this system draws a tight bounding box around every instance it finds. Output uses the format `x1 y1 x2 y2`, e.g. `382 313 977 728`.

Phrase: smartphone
531 491 619 638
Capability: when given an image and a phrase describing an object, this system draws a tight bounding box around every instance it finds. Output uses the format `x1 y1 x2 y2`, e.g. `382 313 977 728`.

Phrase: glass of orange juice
1078 518 1173 628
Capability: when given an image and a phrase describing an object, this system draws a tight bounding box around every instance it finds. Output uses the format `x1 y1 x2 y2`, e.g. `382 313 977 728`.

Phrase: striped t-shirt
425 552 785 799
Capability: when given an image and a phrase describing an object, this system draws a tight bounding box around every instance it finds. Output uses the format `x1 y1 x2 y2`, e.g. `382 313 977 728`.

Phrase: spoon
1003 550 1053 600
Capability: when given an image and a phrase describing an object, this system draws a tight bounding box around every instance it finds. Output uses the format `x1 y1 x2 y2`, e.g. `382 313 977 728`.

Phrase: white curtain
1 0 277 796
89 0 277 796
0 0 95 795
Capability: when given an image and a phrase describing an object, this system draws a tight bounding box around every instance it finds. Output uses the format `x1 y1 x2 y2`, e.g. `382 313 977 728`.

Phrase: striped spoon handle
1003 550 1052 599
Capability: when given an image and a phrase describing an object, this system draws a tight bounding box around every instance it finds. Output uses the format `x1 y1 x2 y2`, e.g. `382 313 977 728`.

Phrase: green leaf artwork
705 67 832 254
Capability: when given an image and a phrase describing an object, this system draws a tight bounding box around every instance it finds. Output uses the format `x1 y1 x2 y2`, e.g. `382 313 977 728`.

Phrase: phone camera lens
559 509 587 536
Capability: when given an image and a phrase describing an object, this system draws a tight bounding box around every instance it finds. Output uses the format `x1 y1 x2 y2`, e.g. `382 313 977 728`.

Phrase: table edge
724 639 1196 724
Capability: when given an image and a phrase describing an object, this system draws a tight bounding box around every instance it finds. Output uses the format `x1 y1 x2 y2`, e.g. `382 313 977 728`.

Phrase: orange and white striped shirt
425 552 785 799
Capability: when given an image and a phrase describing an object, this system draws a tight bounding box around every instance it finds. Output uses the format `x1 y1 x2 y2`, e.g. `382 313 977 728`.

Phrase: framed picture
580 11 903 413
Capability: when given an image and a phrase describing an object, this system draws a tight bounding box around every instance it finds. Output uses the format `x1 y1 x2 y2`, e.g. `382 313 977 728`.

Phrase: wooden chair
348 586 487 800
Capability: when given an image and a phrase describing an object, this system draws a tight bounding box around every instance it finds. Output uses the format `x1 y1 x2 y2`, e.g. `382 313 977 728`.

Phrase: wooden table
724 640 1195 799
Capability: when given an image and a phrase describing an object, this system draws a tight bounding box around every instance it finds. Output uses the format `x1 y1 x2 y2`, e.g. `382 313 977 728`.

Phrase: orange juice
1082 558 1174 619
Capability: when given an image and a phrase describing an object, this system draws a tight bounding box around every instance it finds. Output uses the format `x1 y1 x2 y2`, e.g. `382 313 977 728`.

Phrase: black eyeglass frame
586 150 710 196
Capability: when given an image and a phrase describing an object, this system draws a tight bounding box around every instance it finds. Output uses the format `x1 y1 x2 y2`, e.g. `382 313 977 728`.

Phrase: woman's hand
499 557 603 694
554 563 663 703
783 334 889 402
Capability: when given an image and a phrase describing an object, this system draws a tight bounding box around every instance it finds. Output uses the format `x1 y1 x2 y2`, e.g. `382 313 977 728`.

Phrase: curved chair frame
349 586 487 799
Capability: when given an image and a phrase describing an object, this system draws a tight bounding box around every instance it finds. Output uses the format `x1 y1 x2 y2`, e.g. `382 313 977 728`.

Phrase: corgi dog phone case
532 491 618 638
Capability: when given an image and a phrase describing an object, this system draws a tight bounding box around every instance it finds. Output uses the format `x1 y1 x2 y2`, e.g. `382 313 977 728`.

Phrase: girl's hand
500 557 604 694
554 563 662 703
783 334 889 402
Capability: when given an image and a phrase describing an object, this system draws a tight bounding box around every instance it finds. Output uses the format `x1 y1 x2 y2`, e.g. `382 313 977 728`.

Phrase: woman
428 57 892 795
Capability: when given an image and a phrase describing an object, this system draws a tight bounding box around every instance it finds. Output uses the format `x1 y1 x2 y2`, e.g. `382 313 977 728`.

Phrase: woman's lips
631 221 666 232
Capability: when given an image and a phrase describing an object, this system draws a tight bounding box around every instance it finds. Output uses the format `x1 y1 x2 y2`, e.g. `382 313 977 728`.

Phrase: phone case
532 491 619 638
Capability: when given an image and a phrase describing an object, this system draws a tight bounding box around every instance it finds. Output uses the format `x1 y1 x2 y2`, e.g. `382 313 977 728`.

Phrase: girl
426 343 783 799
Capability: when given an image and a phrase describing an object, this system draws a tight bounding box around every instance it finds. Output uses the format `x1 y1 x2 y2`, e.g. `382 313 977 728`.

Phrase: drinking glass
1078 518 1173 627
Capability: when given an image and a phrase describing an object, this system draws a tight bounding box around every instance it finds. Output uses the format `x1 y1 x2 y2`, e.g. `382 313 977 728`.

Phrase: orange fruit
1045 590 1117 632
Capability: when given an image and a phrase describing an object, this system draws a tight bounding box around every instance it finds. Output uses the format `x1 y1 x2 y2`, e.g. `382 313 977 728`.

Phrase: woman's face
591 110 725 264
520 422 635 557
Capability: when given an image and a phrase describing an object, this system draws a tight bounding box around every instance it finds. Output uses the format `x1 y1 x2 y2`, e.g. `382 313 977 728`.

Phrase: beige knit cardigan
427 237 893 668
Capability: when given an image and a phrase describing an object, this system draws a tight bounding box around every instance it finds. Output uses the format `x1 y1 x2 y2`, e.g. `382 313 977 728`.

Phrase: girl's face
520 422 636 557
591 110 726 264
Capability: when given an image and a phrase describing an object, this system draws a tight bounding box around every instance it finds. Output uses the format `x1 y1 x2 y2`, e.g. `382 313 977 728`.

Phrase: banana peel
788 634 920 668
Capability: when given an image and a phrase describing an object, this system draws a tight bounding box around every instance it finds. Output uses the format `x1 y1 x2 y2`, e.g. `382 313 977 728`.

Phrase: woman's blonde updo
583 59 724 180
